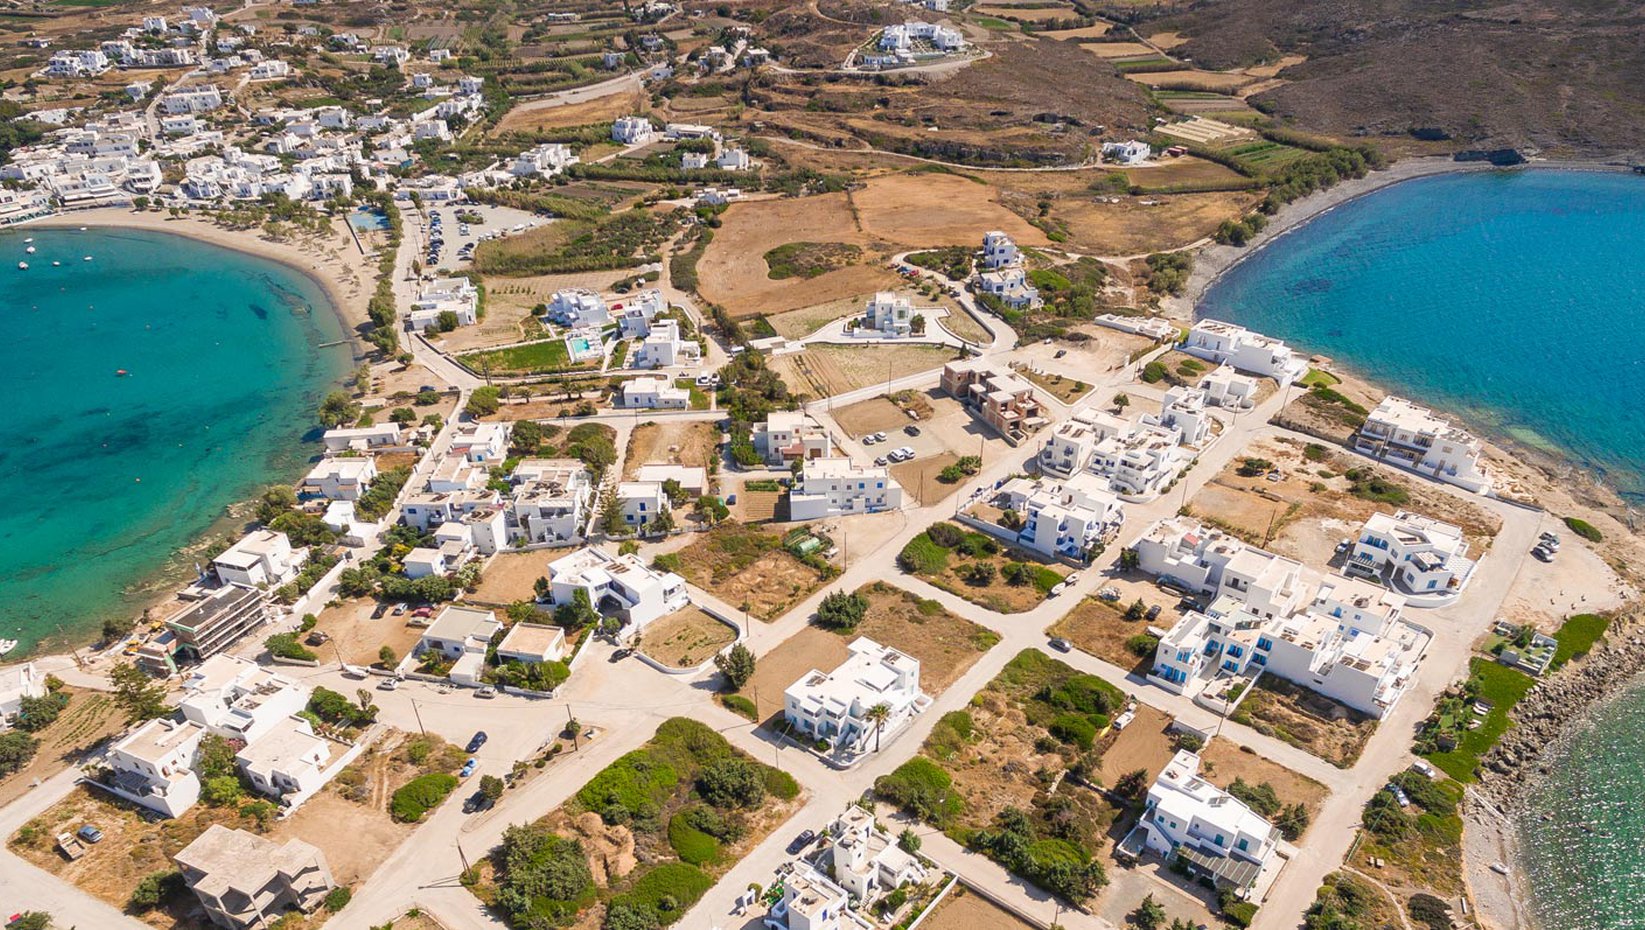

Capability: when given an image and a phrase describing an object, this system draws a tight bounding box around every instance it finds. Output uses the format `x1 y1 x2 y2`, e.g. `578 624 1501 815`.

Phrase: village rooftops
174 824 330 904
424 605 503 645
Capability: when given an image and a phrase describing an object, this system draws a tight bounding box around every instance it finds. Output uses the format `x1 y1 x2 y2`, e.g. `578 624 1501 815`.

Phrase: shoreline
24 207 375 356
5 209 377 659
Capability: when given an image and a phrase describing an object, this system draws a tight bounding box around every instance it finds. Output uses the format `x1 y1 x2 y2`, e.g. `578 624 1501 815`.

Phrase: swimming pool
347 209 390 232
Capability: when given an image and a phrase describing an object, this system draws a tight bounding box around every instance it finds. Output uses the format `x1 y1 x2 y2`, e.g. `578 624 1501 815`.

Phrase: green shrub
1563 516 1603 542
390 773 459 822
764 767 801 800
667 812 721 865
875 757 963 826
495 825 596 926
1141 361 1167 383
897 534 950 574
575 750 679 824
1221 900 1258 927
1049 713 1097 750
1126 633 1160 658
324 887 353 911
608 862 713 926
719 694 758 720
264 633 318 662
129 869 185 910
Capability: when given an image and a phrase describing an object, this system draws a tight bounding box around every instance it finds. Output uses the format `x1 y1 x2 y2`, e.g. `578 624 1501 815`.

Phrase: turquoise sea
0 227 351 653
1199 169 1645 502
1199 169 1645 929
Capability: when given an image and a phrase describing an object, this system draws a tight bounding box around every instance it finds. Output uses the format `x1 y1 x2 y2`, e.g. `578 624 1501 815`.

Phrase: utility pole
410 698 427 736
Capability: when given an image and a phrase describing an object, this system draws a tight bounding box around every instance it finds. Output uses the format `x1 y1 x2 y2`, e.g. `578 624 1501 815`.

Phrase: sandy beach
1464 795 1537 930
24 206 378 353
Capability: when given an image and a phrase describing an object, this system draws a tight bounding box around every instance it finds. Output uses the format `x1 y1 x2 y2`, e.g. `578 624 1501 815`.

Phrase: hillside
1131 0 1645 157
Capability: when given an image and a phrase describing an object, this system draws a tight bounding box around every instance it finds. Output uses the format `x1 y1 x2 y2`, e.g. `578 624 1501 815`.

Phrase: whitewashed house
1355 396 1491 494
408 276 479 331
612 115 655 145
450 422 510 463
213 531 298 588
178 656 311 744
420 605 502 660
633 319 700 368
620 375 690 409
1181 320 1307 385
496 623 567 665
160 85 224 115
1102 140 1151 165
1141 750 1276 892
234 715 340 803
544 547 689 638
825 805 928 902
509 459 593 545
103 718 207 817
861 292 915 337
783 637 927 755
544 288 610 328
991 473 1124 560
300 457 377 501
1145 385 1213 447
321 424 402 453
510 143 578 178
1198 364 1258 409
0 664 47 729
789 457 904 520
617 480 671 529
753 412 833 466
1348 510 1474 597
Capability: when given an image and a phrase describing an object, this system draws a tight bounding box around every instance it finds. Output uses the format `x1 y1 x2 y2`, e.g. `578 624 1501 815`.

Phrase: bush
324 887 352 911
129 869 185 910
1221 900 1258 927
816 591 869 631
390 773 459 822
897 534 949 574
1049 713 1098 749
1126 633 1160 658
764 767 801 800
1141 361 1167 383
926 523 965 548
265 633 317 662
495 825 596 926
696 758 766 809
574 750 679 824
607 862 713 926
720 694 758 720
875 757 962 826
1564 516 1603 542
667 812 721 865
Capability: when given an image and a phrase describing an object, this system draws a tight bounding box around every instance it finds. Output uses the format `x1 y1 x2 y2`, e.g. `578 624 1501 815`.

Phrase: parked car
786 829 816 854
76 825 103 844
1048 638 1072 653
1144 604 1162 622
377 678 400 691
1409 759 1438 779
1049 582 1069 597
1532 544 1555 562
874 456 888 467
475 686 497 699
1063 571 1081 586
467 731 488 753
462 790 494 814
1387 784 1410 808
862 434 877 445
459 758 478 778
1096 586 1121 602
1539 532 1561 551
903 425 921 436
304 630 330 646
872 432 887 443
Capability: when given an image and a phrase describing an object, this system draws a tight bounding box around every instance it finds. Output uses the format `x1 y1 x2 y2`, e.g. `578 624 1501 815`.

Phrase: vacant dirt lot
640 606 736 668
893 452 962 506
0 689 124 808
696 194 903 318
469 551 550 607
1048 596 1158 672
311 597 430 668
1094 704 1179 787
768 343 956 398
833 396 916 436
492 87 648 135
1039 23 1114 40
1084 41 1160 58
920 885 1036 930
669 523 834 620
1122 154 1253 189
1199 738 1329 824
1130 69 1258 90
766 294 869 340
745 626 850 720
624 420 719 477
853 173 1049 248
1231 675 1377 769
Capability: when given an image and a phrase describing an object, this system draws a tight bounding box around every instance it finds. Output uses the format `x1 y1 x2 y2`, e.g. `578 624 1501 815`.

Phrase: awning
1179 846 1261 889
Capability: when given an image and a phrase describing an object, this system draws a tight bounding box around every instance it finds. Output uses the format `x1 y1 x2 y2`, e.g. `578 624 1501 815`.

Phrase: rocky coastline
1475 609 1644 810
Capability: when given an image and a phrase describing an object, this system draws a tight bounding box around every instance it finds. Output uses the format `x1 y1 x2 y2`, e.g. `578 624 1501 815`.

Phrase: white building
544 547 689 639
633 319 700 368
1141 750 1276 892
1133 517 1310 619
544 288 610 328
173 825 334 930
765 862 853 930
617 481 670 530
990 473 1124 560
496 623 567 665
620 375 690 409
403 539 473 579
1198 364 1258 410
46 49 111 77
981 230 1021 270
1181 319 1307 385
509 459 594 545
213 530 298 588
1102 140 1151 165
1040 409 1190 500
612 289 666 338
234 715 339 803
248 60 293 81
408 276 479 331
861 292 915 337
974 264 1040 310
300 457 377 501
1145 384 1213 447
825 805 928 903
321 423 402 453
0 664 47 729
103 718 207 817
1348 510 1474 598
450 421 510 463
789 457 904 520
783 637 927 755
753 412 833 466
716 147 751 171
160 85 225 115
633 463 708 497
420 605 502 660
1355 396 1491 494
178 655 311 744
510 143 578 177
878 21 966 53
612 115 656 145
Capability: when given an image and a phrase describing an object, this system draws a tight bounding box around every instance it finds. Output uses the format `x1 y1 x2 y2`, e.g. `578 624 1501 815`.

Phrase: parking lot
409 202 546 273
829 391 1017 505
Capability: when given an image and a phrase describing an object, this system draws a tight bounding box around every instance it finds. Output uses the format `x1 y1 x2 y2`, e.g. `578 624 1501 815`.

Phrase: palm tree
865 702 893 753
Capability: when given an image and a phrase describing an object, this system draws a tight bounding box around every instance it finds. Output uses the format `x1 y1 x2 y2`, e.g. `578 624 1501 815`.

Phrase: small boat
25 246 35 254
115 369 129 377
22 237 32 243
16 262 26 270
78 226 87 231
51 261 60 267
1490 863 1510 876
0 640 16 657
83 255 93 261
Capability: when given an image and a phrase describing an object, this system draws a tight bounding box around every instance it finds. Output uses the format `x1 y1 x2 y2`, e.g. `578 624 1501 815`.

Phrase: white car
872 432 887 443
895 446 915 459
862 434 878 445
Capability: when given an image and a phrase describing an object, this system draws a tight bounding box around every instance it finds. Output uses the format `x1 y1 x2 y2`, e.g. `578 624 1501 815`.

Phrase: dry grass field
493 90 650 135
1200 739 1330 824
920 885 1037 930
832 397 916 436
468 551 551 607
974 4 1075 20
768 344 956 399
1039 23 1114 40
1129 69 1259 91
668 523 833 620
1083 41 1161 58
695 194 902 318
765 294 870 340
639 606 736 668
853 173 1049 247
623 420 719 477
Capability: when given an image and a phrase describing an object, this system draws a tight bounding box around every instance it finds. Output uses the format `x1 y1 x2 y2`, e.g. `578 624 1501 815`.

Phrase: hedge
390 773 458 822
764 767 801 801
719 694 758 720
1563 516 1603 542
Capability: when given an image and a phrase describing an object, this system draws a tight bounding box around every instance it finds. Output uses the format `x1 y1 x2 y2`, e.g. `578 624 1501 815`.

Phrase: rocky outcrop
1477 612 1642 809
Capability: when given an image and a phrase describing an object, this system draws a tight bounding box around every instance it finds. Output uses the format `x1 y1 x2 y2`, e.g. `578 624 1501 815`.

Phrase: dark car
462 791 494 814
1048 638 1073 653
305 630 330 646
786 829 816 854
611 647 634 662
1144 604 1162 622
467 731 488 753
903 425 921 436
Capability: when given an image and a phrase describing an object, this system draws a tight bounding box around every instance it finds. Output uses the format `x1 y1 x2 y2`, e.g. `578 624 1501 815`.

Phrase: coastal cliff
1476 610 1643 808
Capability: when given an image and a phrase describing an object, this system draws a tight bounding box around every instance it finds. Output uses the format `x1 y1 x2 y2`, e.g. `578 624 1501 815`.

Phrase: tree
388 407 418 425
816 591 868 631
195 734 239 779
436 310 460 332
111 662 170 723
1114 768 1149 801
202 774 244 806
480 774 505 800
1118 548 1141 572
865 702 893 753
713 643 756 691
648 503 675 535
101 613 137 643
601 493 628 536
697 495 729 525
256 485 298 523
0 730 39 776
1125 598 1146 621
1131 894 1168 930
1113 392 1130 411
7 913 52 930
898 828 921 853
318 389 361 428
378 645 398 667
534 576 551 601
554 588 600 630
697 758 766 809
15 693 66 731
465 385 501 418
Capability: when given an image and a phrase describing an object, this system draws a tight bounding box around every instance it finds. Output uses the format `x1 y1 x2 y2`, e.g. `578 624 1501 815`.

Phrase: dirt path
1342 866 1414 930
